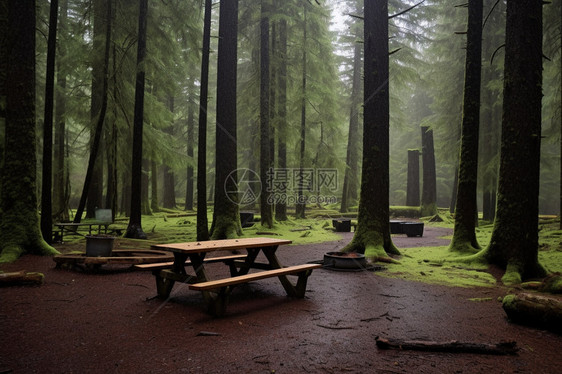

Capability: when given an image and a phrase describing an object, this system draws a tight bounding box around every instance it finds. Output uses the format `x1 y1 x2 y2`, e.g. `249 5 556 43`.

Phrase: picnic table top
151 237 292 254
55 221 112 227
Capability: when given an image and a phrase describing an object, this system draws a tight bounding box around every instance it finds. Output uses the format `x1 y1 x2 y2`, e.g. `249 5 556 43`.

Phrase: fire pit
323 251 367 269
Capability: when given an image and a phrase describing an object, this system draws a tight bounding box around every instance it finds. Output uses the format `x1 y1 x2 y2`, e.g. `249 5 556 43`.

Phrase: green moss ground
377 217 562 288
377 244 497 288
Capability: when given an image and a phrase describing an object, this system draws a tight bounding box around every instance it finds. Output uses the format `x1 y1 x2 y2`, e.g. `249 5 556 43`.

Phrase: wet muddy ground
1 227 561 373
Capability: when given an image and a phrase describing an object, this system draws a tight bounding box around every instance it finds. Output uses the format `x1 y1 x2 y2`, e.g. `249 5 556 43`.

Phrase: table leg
155 273 175 299
261 246 300 297
154 253 189 299
233 248 261 276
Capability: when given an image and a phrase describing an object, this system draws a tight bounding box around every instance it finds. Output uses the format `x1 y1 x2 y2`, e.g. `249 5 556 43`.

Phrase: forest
0 0 561 286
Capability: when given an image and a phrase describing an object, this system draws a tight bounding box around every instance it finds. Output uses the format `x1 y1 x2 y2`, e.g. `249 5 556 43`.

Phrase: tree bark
274 2 288 222
163 97 176 209
260 0 273 228
86 0 108 219
40 0 59 244
449 0 483 253
51 12 69 226
341 38 362 213
343 0 398 260
185 97 195 211
151 159 159 213
295 4 308 220
196 0 212 241
0 0 58 262
73 0 111 224
421 126 437 217
125 0 148 239
0 1 7 198
210 0 242 239
406 149 420 206
478 0 546 284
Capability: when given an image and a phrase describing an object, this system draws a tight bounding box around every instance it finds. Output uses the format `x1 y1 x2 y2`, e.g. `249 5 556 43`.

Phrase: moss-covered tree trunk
125 0 148 239
406 149 420 206
210 0 242 239
421 126 437 217
343 0 398 261
0 0 58 262
474 0 545 284
449 0 483 253
274 7 288 222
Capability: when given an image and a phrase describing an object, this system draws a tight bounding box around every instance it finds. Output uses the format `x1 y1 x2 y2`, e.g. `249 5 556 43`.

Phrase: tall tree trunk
196 0 212 241
481 70 497 222
260 0 273 228
141 158 151 215
185 97 195 211
295 5 307 220
421 126 437 217
0 0 58 262
73 0 112 224
125 0 148 239
560 0 562 229
479 0 546 284
406 149 420 206
341 40 362 213
449 0 483 253
0 1 7 199
343 0 398 260
210 0 242 239
151 158 159 213
162 96 176 209
86 0 108 218
120 169 131 216
40 0 59 244
274 6 288 221
105 40 118 221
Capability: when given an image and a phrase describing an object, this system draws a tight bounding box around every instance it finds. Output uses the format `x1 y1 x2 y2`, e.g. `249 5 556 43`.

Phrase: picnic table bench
149 237 321 316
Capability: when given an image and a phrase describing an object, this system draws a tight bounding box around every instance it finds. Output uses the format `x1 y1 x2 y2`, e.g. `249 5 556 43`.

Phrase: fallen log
0 271 44 286
375 336 518 355
502 293 562 333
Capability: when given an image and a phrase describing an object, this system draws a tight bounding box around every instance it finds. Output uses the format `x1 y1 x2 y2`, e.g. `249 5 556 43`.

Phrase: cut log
375 336 518 355
502 293 562 333
0 271 44 286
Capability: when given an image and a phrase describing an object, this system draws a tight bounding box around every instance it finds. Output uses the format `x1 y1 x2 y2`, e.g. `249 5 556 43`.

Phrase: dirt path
1 227 561 373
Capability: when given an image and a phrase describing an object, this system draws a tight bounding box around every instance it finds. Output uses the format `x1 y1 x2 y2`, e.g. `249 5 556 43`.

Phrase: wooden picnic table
149 237 321 316
54 222 112 242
